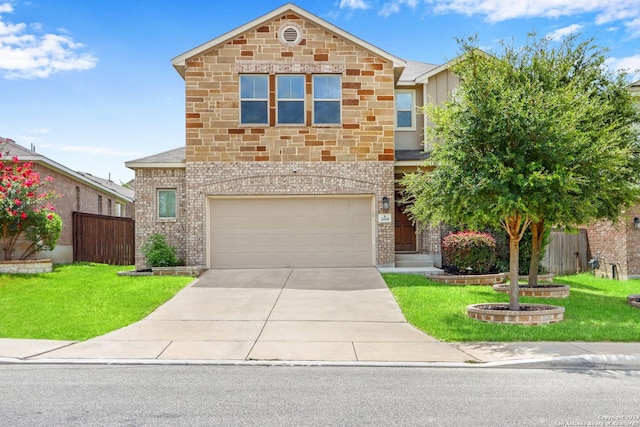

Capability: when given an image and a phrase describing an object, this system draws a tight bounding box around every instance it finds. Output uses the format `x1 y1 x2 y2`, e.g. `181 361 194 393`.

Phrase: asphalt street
1 365 639 426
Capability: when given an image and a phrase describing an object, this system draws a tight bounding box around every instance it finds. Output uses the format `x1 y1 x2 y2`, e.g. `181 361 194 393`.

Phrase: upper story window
395 90 416 130
239 74 342 126
277 75 305 125
313 75 341 125
240 75 268 125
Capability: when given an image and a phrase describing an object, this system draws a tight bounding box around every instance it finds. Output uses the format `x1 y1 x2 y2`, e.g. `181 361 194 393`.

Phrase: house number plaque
378 214 392 223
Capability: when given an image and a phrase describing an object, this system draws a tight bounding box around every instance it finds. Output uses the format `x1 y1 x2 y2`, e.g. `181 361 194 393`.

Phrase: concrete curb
1 354 639 370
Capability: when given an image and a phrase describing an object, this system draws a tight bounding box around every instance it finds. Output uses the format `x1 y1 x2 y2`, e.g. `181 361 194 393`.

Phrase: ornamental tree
0 153 61 260
403 34 640 310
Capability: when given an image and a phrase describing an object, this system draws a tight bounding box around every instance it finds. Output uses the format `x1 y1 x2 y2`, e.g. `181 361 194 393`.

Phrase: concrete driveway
32 268 471 362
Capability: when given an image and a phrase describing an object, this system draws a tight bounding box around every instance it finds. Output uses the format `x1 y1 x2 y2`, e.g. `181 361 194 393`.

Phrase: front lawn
383 273 640 342
0 263 193 341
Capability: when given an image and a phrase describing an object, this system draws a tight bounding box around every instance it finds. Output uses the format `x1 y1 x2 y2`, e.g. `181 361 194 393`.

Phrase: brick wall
184 162 394 267
183 12 396 164
585 210 640 279
133 168 187 268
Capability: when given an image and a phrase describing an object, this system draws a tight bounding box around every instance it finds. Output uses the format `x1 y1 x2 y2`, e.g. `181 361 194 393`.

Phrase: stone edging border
492 283 571 298
430 273 504 285
0 259 52 274
118 266 207 277
628 294 640 308
467 303 565 325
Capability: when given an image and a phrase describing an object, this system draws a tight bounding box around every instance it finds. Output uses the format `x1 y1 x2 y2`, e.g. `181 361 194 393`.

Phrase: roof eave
125 161 186 170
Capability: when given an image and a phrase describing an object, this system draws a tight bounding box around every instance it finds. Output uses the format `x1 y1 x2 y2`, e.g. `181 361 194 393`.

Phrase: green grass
0 263 193 341
383 273 640 342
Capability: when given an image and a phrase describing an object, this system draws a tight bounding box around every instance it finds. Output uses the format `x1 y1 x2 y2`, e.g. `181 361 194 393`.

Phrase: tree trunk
502 213 532 311
509 236 520 310
528 219 545 287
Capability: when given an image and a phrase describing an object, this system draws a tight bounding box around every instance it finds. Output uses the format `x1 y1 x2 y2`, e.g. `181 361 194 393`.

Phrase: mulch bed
473 304 557 312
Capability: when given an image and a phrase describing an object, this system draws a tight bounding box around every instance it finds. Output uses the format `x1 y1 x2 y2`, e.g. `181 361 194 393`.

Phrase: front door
394 193 416 252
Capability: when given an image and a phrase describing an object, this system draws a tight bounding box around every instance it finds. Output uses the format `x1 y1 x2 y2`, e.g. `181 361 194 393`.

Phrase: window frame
312 75 342 126
157 189 177 220
239 74 269 125
276 74 306 125
395 89 416 131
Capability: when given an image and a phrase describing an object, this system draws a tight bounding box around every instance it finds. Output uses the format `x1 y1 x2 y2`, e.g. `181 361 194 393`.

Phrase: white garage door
208 196 374 268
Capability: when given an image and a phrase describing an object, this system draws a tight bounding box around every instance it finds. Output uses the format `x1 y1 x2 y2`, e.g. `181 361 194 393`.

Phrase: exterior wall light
382 196 390 211
634 217 640 230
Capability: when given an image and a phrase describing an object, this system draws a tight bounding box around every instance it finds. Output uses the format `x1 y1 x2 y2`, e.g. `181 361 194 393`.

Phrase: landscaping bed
383 272 640 342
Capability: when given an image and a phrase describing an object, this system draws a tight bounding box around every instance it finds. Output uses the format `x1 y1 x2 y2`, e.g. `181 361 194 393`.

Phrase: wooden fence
541 229 589 275
73 212 135 265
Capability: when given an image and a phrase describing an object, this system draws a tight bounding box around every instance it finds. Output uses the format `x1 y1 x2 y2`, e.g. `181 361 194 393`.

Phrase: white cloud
607 54 640 80
427 0 640 24
0 2 97 79
546 24 584 40
380 0 419 17
375 0 640 39
58 145 144 157
339 0 370 10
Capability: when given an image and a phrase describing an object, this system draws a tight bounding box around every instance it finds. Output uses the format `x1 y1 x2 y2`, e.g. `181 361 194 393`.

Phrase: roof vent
279 24 302 46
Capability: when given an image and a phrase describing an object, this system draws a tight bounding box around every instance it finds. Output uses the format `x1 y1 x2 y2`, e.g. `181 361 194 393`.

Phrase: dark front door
395 195 416 252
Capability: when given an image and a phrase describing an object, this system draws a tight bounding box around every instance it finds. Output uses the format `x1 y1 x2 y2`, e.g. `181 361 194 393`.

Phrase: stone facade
183 12 395 164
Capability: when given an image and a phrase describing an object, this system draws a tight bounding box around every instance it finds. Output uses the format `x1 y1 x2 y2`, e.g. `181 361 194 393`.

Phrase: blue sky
1 0 639 183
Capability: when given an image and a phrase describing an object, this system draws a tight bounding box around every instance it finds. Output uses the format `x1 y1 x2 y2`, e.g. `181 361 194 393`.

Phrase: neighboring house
0 137 135 263
126 3 456 270
581 79 640 279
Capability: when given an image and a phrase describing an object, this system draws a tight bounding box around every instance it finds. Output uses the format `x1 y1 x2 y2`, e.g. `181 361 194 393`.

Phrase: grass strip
0 263 192 341
383 273 640 342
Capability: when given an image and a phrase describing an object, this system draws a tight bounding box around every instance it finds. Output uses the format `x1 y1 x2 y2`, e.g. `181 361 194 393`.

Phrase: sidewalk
1 268 639 369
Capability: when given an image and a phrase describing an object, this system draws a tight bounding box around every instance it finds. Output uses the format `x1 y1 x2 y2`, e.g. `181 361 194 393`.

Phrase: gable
172 3 405 79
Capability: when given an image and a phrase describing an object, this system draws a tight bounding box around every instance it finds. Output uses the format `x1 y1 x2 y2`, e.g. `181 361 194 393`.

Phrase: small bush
141 234 180 267
442 231 497 274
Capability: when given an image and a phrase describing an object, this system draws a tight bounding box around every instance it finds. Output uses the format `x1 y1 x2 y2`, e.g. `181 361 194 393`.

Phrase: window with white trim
277 75 305 124
240 75 268 124
158 189 177 219
313 75 341 125
395 90 416 130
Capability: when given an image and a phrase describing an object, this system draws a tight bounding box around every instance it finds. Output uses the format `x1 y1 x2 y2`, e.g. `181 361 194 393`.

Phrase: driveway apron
32 268 471 362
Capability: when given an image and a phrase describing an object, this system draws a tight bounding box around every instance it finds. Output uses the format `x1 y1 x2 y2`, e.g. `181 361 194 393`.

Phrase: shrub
442 231 497 274
141 234 180 267
0 154 60 260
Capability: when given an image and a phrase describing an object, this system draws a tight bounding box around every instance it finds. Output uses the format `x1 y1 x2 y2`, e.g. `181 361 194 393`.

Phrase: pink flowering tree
0 154 62 260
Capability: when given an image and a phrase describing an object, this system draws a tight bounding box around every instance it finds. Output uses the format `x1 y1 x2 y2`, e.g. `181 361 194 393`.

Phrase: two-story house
126 3 459 270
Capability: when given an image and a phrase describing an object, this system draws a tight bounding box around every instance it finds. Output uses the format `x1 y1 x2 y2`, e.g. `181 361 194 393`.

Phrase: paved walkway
1 268 639 369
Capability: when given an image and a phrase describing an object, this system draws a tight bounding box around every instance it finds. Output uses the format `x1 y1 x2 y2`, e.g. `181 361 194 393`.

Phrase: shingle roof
395 150 431 161
398 60 439 83
77 171 135 200
125 147 185 167
0 136 134 202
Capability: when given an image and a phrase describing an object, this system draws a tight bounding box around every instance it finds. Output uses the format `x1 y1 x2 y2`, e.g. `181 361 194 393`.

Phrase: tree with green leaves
403 34 640 310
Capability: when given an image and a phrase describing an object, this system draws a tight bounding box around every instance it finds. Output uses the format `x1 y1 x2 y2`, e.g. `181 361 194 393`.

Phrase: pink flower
45 176 54 182
20 212 27 219
13 199 21 206
11 156 19 163
46 214 53 220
